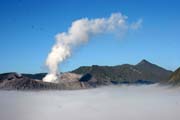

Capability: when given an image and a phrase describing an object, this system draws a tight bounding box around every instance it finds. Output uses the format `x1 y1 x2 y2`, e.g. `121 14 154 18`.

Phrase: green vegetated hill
72 59 172 85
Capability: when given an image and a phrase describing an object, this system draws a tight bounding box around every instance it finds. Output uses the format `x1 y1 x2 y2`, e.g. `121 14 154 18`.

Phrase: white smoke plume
43 13 142 82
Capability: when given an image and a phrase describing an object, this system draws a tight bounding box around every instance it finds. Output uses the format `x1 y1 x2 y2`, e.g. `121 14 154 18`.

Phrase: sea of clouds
0 84 180 120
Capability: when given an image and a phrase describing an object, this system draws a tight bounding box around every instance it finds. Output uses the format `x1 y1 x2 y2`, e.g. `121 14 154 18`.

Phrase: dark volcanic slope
72 59 172 84
169 67 180 85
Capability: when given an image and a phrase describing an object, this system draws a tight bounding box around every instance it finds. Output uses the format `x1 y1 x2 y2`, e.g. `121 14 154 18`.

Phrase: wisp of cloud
43 13 142 82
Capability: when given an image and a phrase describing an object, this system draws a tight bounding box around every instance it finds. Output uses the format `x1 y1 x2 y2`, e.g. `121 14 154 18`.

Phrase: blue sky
0 0 180 73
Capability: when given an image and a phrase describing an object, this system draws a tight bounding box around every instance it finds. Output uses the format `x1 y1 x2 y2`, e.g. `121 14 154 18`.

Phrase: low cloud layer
43 13 142 82
0 85 180 120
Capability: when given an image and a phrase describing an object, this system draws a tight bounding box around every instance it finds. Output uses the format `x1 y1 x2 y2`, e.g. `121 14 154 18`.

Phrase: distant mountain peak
137 59 152 66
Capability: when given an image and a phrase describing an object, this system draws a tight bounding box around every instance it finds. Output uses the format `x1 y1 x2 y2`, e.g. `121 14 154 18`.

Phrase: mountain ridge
71 59 172 84
0 59 176 90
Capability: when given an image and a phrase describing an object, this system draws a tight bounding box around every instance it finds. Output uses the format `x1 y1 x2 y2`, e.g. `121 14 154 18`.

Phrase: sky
0 0 180 73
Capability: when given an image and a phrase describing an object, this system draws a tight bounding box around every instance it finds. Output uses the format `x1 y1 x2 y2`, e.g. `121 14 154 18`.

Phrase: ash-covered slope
0 73 64 90
72 59 172 85
168 67 180 85
0 73 85 90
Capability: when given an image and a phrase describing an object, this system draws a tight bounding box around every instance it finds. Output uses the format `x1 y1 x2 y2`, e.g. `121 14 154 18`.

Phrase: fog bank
0 84 180 120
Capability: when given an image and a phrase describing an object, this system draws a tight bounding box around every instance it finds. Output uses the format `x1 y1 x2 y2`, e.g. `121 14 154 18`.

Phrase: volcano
0 60 176 90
